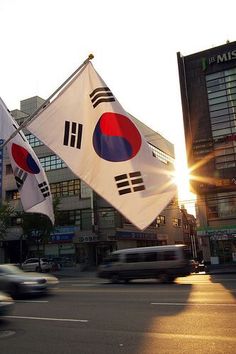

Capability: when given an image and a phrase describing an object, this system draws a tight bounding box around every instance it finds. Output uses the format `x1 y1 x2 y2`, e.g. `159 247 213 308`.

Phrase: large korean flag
27 62 176 230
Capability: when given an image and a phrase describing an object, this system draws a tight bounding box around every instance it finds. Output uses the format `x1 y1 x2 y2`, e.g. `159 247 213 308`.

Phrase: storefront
73 232 99 267
27 226 77 265
115 230 168 249
198 227 236 264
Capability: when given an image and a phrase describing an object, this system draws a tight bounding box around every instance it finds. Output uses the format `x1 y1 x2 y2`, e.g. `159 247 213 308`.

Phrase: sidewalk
207 264 236 275
51 266 97 278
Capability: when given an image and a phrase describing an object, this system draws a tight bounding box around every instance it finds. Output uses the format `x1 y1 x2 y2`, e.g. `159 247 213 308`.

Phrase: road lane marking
0 330 16 339
4 315 88 323
151 302 236 306
71 284 97 287
144 332 236 342
16 300 49 303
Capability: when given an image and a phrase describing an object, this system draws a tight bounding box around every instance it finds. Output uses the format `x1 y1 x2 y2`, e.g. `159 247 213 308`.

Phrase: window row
206 192 236 219
206 67 236 82
206 68 236 170
5 154 66 175
50 179 80 197
149 144 174 164
6 179 91 200
125 251 177 263
124 214 181 227
39 155 66 171
105 250 177 264
26 134 43 147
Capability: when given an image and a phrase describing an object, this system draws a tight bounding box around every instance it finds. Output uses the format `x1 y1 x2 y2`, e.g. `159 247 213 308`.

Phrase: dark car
0 264 58 298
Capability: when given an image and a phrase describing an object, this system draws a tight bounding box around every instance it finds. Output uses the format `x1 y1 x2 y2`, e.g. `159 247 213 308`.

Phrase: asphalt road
0 273 236 354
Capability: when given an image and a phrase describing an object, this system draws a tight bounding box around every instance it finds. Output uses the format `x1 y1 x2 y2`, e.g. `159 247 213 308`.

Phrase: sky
0 0 235 214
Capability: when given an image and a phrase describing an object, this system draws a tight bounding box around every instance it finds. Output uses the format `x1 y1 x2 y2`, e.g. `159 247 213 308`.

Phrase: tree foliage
0 203 15 240
21 197 61 243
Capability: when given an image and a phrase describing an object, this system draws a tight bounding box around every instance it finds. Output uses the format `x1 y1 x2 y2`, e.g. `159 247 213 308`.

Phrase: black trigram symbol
38 181 50 198
14 168 27 190
63 121 83 149
90 87 115 108
115 171 145 195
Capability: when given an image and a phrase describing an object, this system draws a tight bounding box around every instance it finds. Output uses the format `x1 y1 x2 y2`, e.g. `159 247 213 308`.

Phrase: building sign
50 226 77 243
76 235 98 243
198 227 236 240
51 233 74 243
115 230 167 241
202 48 236 70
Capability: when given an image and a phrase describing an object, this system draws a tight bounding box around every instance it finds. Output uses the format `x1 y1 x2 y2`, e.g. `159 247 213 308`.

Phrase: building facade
0 96 195 266
177 41 236 264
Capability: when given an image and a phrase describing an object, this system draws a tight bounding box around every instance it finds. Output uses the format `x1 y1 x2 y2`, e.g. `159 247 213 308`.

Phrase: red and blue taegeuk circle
11 143 40 174
93 112 142 162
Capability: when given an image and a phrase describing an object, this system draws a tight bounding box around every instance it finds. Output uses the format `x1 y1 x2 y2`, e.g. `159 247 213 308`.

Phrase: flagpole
0 54 94 149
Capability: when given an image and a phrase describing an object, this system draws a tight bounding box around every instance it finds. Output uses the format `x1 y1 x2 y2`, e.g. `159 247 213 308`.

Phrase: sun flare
174 159 196 215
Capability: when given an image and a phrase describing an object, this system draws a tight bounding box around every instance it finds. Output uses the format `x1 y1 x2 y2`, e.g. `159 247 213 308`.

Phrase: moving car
0 264 58 298
21 258 52 272
0 291 14 316
97 245 192 283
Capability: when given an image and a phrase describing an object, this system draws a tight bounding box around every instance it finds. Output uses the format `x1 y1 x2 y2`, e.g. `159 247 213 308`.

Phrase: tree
0 203 15 240
20 197 61 269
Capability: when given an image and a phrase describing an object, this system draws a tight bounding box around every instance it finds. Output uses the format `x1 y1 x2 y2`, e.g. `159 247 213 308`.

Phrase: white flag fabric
27 62 176 230
0 98 54 224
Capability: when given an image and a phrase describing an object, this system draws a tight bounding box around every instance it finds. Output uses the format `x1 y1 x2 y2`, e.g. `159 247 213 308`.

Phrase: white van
97 245 191 283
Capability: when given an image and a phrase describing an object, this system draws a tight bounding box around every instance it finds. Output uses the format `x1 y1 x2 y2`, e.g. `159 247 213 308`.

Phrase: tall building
177 41 236 264
0 96 193 266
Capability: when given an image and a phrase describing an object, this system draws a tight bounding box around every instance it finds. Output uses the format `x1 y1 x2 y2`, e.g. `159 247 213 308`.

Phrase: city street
0 273 235 354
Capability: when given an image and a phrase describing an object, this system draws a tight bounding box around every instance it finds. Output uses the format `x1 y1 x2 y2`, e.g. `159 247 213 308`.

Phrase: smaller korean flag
27 62 176 230
0 98 54 224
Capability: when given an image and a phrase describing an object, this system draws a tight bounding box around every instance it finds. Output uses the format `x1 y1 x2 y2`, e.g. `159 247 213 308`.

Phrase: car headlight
21 281 39 285
1 295 13 302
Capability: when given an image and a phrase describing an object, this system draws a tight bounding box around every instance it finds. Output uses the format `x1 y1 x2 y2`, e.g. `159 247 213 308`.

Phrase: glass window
81 181 91 199
104 254 119 264
207 192 236 219
125 253 141 263
81 209 92 230
210 108 231 118
209 95 228 105
98 209 115 228
57 209 81 226
209 102 229 112
212 121 231 130
225 73 236 82
149 144 174 165
210 114 232 124
156 215 165 226
26 134 43 147
163 251 176 261
206 68 236 170
172 218 181 227
206 72 224 81
143 252 157 262
6 190 20 200
39 155 66 171
212 128 232 137
225 68 236 76
50 179 80 197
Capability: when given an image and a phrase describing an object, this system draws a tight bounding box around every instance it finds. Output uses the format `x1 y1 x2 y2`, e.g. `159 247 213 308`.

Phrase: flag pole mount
0 54 95 149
